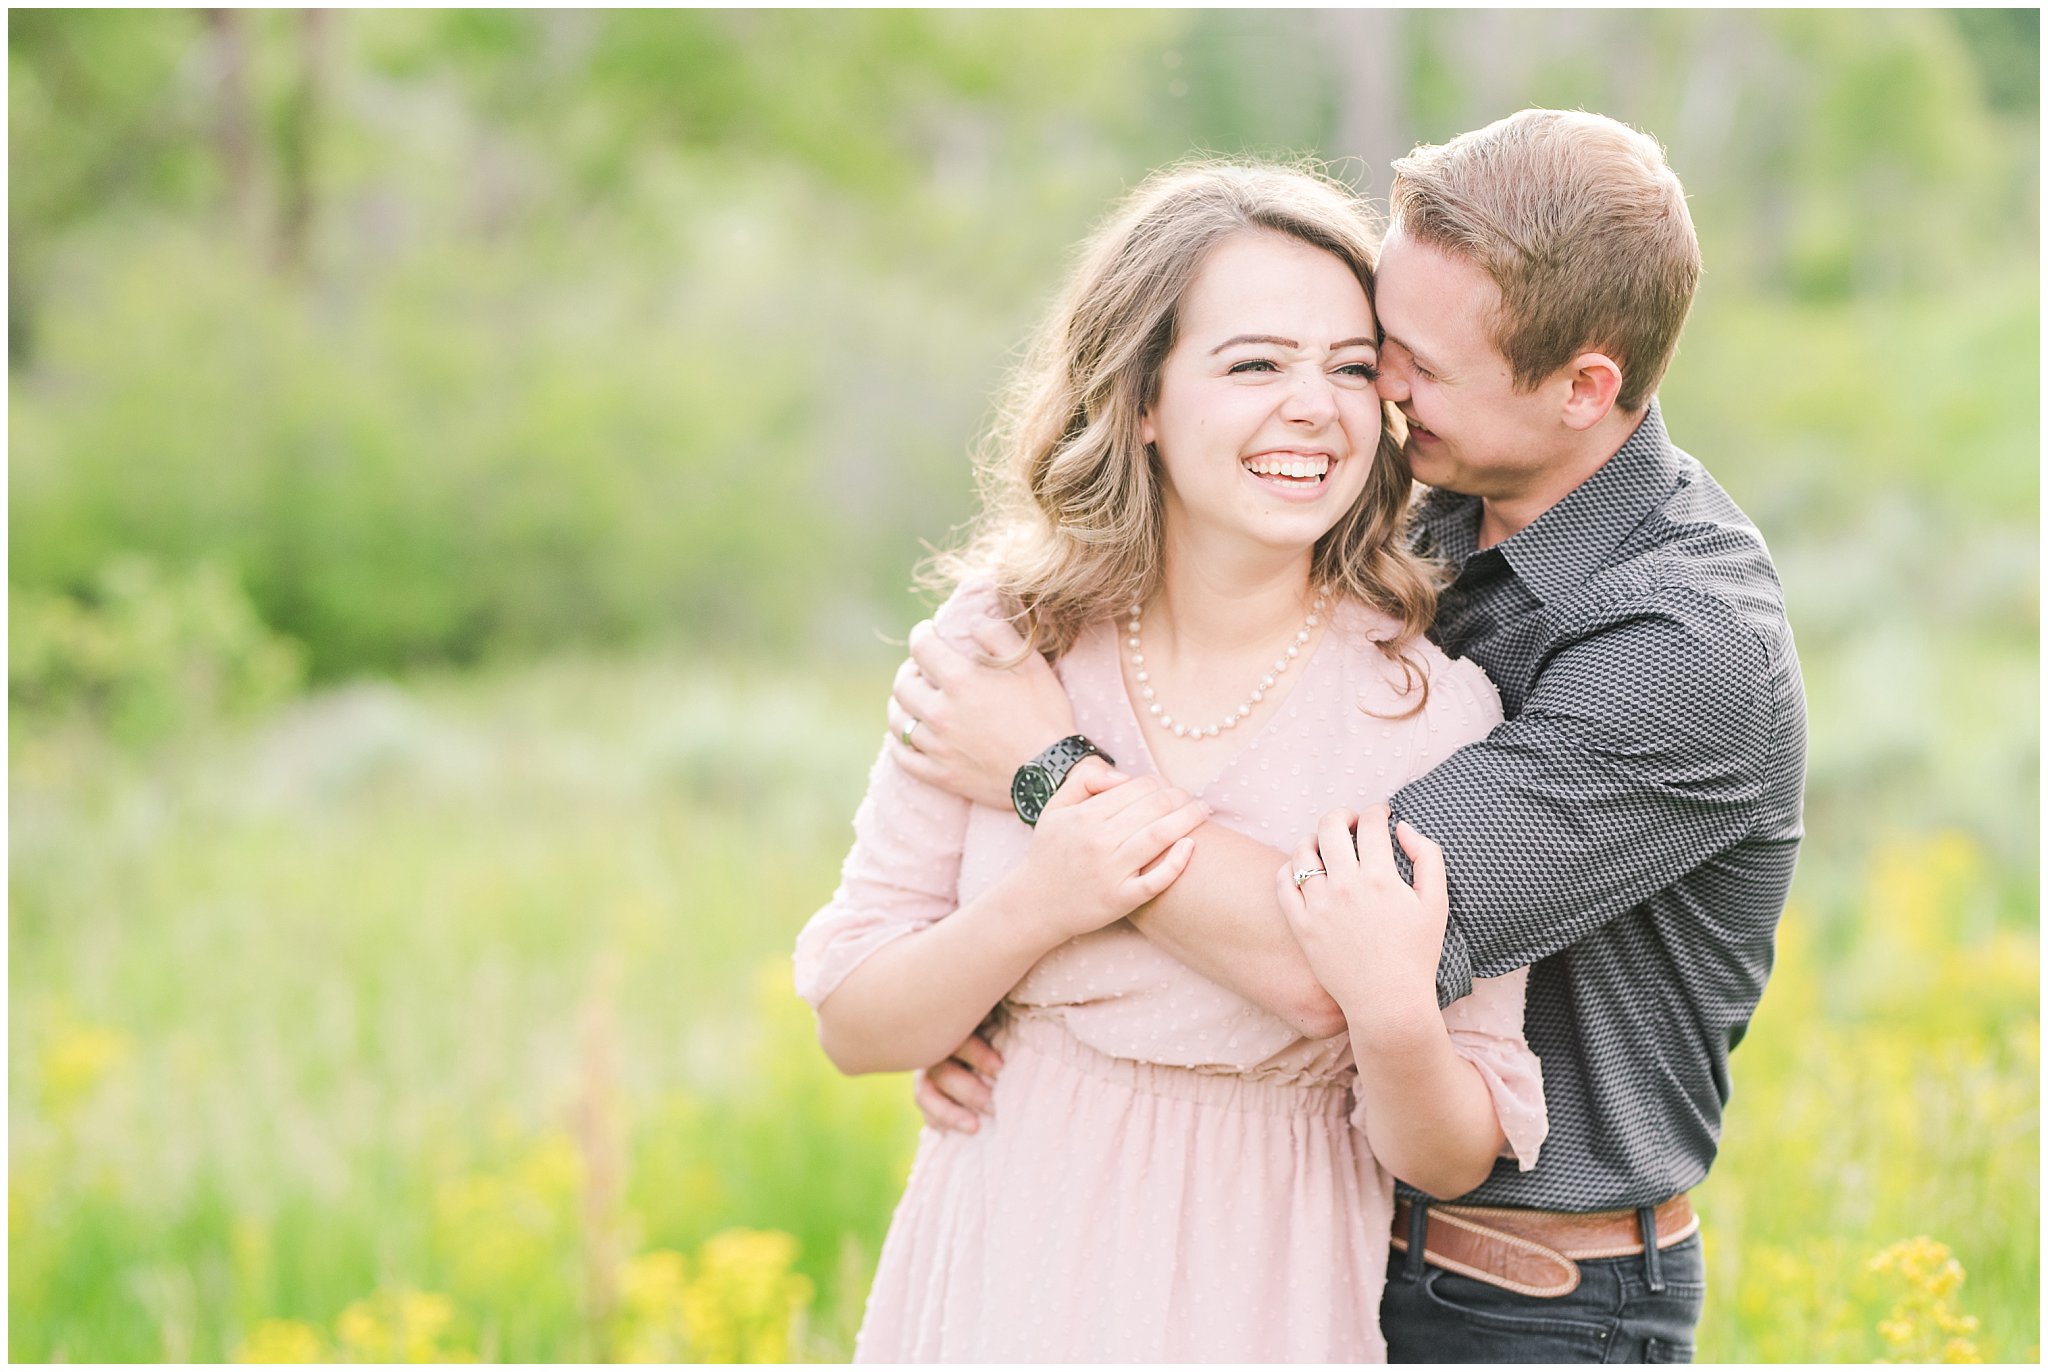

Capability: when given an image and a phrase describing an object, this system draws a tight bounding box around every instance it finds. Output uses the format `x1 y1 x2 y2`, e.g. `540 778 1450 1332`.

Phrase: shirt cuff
1436 919 1475 1010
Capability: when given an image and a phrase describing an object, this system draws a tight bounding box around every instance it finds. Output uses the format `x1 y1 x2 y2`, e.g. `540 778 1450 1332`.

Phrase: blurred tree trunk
276 9 332 276
204 8 258 243
1323 9 1408 203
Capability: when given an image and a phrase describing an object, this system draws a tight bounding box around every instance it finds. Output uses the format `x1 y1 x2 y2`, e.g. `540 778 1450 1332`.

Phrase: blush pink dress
795 585 1547 1363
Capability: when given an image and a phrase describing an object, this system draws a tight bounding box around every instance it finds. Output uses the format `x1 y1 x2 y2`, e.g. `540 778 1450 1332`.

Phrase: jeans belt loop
1405 1198 1430 1282
1638 1204 1664 1292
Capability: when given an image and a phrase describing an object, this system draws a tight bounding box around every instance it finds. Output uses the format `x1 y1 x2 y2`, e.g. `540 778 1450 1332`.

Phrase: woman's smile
1242 447 1339 501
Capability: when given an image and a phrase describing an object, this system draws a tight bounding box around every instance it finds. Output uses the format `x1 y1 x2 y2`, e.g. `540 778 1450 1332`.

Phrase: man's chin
1403 439 1448 482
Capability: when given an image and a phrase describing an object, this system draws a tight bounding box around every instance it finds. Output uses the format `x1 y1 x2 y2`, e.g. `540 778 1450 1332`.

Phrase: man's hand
912 1032 1005 1133
885 613 1080 810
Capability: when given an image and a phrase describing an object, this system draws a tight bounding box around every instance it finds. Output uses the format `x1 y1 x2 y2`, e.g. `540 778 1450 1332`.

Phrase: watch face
1012 764 1057 824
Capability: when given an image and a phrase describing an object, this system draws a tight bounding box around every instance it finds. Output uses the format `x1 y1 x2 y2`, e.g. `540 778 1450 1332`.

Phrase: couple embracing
796 109 1805 1364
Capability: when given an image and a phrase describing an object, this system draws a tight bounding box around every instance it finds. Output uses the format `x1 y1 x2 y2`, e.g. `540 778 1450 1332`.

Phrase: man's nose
1376 359 1411 403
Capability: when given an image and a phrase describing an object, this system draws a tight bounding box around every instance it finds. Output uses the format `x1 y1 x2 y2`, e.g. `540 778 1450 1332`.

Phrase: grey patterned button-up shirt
1393 401 1807 1212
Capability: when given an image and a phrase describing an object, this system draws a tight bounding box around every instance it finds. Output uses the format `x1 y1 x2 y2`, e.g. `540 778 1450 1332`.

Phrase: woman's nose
1281 372 1339 424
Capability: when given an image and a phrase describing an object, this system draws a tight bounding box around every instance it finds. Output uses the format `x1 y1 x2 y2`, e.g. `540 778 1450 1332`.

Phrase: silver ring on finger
902 717 922 747
1293 866 1327 890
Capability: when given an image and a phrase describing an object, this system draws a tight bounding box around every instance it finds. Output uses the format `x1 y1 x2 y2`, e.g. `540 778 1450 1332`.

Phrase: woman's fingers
1275 855 1308 920
1037 756 1130 819
1396 820 1448 913
1117 796 1208 870
1287 833 1327 899
1128 837 1195 902
1314 808 1362 879
1066 770 1171 824
1350 804 1398 883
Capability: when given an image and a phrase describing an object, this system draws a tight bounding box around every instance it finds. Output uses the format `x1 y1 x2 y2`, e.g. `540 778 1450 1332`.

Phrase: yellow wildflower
333 1287 474 1363
39 1021 132 1116
232 1319 325 1363
1868 1238 1985 1365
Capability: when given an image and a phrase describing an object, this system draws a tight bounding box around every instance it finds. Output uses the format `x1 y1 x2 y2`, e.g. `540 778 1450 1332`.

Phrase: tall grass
9 653 2037 1361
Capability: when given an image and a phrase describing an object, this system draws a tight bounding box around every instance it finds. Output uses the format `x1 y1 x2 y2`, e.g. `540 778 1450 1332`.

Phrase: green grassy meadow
9 650 2037 1362
9 9 2038 1364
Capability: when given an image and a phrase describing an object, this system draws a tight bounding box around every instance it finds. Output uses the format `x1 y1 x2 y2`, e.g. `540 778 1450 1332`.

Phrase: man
885 110 1805 1362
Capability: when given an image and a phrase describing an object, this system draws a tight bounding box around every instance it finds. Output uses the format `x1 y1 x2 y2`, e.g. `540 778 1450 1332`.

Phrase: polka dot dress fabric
796 588 1546 1362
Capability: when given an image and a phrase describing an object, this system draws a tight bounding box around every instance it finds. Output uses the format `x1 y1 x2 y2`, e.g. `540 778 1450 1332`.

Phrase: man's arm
1394 593 1785 1003
896 591 1784 1016
890 613 1344 1038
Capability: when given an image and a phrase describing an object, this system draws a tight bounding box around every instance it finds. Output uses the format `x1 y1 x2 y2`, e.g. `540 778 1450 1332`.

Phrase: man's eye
1226 359 1279 374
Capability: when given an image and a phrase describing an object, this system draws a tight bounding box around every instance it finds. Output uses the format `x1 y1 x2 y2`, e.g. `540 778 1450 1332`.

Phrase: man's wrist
1010 734 1112 826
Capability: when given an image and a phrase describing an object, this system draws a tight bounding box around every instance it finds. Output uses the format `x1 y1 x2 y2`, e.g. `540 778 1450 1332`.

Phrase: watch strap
1013 734 1113 825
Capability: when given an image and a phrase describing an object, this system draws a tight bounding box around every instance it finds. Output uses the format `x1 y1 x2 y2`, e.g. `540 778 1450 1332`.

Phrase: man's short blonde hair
1390 108 1700 413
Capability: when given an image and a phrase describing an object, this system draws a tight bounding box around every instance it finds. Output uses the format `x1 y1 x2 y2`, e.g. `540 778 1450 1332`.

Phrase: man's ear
1559 352 1624 431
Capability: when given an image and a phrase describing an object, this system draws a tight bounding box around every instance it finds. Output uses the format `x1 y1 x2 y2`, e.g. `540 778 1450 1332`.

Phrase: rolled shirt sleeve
1393 589 1774 1008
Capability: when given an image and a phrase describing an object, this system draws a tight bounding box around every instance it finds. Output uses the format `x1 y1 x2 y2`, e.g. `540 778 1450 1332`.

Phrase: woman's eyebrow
1209 333 1297 354
1208 333 1380 354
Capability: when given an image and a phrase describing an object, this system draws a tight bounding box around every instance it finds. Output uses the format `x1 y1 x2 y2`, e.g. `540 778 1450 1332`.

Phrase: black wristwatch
1011 735 1112 826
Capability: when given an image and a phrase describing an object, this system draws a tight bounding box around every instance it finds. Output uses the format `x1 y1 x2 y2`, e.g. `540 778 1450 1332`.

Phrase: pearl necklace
1126 586 1329 740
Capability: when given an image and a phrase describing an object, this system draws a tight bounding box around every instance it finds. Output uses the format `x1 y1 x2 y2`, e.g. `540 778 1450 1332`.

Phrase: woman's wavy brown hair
926 158 1439 700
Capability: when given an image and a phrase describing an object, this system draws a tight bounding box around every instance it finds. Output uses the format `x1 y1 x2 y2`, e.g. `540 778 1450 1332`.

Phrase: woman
794 162 1545 1362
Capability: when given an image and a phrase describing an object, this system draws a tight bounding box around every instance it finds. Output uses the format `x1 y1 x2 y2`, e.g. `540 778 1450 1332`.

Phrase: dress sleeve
1441 968 1546 1170
791 580 1003 1009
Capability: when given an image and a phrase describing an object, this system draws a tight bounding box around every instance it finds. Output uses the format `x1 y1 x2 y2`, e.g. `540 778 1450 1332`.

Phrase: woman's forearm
1350 1003 1507 1199
815 870 1063 1075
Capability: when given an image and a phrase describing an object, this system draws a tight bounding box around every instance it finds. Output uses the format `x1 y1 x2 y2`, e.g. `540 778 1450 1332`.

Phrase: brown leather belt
1390 1194 1698 1298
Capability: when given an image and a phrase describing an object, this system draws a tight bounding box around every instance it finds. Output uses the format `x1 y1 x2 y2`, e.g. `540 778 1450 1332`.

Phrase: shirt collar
1413 401 1686 605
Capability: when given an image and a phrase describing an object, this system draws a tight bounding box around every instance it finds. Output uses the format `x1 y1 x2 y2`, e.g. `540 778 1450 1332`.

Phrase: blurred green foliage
8 7 2038 1364
10 557 304 748
7 660 2037 1361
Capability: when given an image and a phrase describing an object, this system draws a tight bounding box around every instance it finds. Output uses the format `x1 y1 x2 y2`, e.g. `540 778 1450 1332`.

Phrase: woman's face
1141 231 1383 562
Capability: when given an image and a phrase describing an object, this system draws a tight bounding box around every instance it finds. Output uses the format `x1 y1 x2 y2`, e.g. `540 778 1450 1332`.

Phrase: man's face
1373 228 1562 501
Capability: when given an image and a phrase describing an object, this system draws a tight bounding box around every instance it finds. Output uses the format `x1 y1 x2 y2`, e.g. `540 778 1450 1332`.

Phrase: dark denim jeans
1380 1233 1705 1363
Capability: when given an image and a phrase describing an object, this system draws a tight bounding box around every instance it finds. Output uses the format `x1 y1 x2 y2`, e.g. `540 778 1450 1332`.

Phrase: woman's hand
1275 806 1448 1042
1008 761 1206 944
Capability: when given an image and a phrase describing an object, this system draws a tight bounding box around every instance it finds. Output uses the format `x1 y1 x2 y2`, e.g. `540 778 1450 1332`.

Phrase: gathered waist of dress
992 1007 1353 1119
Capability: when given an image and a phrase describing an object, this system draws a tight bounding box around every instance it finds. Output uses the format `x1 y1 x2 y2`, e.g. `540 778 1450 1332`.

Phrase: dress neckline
1097 601 1346 799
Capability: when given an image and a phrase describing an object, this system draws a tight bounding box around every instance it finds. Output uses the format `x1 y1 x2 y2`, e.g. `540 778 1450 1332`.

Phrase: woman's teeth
1244 455 1330 481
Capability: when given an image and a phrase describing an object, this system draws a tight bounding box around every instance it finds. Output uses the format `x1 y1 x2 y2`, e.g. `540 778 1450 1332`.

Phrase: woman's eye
1336 362 1382 381
1226 359 1279 374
